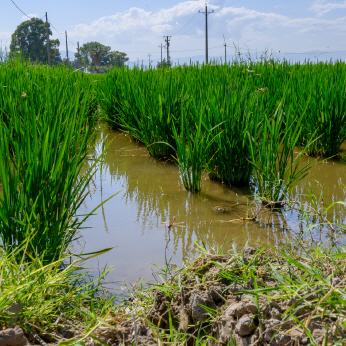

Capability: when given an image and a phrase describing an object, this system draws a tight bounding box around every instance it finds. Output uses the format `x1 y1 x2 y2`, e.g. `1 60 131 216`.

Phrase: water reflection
78 125 345 289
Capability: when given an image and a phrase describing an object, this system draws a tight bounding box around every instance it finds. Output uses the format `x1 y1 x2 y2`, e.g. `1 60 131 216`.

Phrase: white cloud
70 1 205 39
217 5 346 34
311 1 346 16
2 1 346 62
68 1 346 61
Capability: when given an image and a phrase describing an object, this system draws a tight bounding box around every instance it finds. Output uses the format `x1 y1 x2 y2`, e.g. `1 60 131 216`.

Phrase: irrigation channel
78 124 346 292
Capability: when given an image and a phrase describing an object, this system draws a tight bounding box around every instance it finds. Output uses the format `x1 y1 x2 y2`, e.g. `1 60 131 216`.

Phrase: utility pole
45 12 51 65
148 54 152 68
164 35 171 65
223 35 227 65
76 41 81 68
65 30 69 62
159 43 163 64
224 43 227 64
199 2 214 64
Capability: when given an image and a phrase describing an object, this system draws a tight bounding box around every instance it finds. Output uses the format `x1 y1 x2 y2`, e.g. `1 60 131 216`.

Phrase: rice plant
205 77 256 186
0 62 97 262
172 105 212 193
248 104 311 207
286 62 346 157
100 62 346 198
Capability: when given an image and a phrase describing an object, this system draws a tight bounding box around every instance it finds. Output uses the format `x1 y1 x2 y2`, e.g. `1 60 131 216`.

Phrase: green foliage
78 42 129 72
286 62 346 157
106 50 129 68
10 18 61 64
0 246 112 343
0 62 97 262
248 105 311 206
172 107 215 193
100 62 346 201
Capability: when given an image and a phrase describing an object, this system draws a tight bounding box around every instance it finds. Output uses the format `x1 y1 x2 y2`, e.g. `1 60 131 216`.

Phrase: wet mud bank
91 246 345 345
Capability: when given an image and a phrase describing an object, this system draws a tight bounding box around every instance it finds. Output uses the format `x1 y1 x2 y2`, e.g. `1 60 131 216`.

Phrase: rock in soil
235 314 256 337
217 300 258 344
243 247 256 263
190 291 216 323
178 307 190 332
234 334 253 346
224 300 257 319
0 327 28 346
263 318 281 342
312 329 325 344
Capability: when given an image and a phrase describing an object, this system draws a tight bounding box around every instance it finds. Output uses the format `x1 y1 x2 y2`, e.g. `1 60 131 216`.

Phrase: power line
171 44 220 54
9 0 64 42
9 0 31 19
50 22 63 35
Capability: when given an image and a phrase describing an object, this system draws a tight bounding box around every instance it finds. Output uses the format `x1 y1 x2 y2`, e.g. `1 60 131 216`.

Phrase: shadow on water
77 125 345 292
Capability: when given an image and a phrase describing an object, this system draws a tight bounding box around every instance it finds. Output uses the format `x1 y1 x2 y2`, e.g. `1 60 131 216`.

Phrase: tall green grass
0 245 112 344
248 105 311 206
286 62 346 157
172 104 215 193
100 62 346 201
0 62 97 262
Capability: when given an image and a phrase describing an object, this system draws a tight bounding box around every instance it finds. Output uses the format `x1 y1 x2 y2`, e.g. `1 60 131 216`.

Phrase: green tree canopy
104 51 129 67
76 42 128 72
10 18 61 64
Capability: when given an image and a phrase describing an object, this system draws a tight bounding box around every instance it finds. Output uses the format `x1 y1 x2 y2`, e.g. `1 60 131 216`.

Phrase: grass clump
0 246 112 345
248 104 311 207
172 103 216 193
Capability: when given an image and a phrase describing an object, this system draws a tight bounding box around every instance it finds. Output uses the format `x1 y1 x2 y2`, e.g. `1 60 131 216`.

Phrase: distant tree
105 51 129 67
77 41 128 72
79 41 110 67
10 18 61 64
74 51 83 69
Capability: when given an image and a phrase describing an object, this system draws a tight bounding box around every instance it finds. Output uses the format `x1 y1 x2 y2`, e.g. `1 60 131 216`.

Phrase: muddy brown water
77 125 345 292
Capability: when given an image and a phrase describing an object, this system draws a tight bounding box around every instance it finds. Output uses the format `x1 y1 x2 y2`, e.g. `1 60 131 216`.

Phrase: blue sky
1 1 346 62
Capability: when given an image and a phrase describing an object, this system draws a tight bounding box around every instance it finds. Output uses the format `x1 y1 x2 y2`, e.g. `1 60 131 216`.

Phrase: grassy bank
0 242 344 345
95 245 345 346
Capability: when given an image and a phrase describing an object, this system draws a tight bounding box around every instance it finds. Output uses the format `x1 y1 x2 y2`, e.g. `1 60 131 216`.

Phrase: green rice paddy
0 60 344 344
